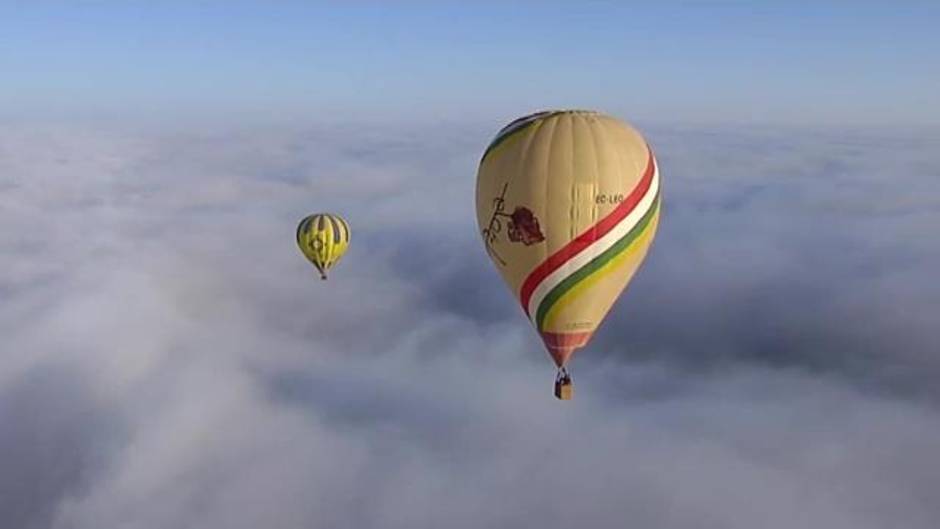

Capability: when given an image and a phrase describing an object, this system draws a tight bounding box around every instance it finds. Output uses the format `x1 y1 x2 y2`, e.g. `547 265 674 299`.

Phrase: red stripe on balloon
520 148 655 316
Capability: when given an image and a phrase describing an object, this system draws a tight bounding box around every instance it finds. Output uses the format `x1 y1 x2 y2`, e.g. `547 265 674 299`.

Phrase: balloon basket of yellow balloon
554 369 573 400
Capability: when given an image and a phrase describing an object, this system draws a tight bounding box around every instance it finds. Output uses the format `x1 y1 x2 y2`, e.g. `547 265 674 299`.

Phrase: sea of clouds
1 120 939 529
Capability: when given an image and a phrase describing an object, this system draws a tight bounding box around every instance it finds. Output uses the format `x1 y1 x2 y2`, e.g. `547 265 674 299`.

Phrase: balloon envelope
297 213 351 279
475 110 661 367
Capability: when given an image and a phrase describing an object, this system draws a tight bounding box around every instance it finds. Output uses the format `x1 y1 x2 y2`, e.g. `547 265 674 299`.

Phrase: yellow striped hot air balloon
296 213 351 280
475 110 661 399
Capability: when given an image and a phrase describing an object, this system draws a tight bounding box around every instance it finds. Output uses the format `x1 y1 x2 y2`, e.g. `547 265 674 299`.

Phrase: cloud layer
1 121 939 529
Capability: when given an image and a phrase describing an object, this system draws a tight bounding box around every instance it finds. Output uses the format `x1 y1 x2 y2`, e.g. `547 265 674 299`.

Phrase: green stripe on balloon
535 192 660 331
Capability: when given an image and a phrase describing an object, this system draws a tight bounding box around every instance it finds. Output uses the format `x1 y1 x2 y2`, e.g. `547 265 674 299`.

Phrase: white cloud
1 121 938 529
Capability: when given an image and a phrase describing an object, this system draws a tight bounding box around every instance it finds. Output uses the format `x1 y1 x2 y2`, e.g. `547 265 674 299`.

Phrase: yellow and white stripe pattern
296 213 351 279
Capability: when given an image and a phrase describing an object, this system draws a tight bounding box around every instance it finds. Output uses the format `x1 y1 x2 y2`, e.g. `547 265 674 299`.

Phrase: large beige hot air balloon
475 110 661 399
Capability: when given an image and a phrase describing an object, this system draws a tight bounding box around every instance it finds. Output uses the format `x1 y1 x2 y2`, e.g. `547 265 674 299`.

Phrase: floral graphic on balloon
481 183 545 266
507 207 545 245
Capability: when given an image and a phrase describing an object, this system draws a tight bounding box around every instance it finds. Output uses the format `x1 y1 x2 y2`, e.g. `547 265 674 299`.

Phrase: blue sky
2 2 938 125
